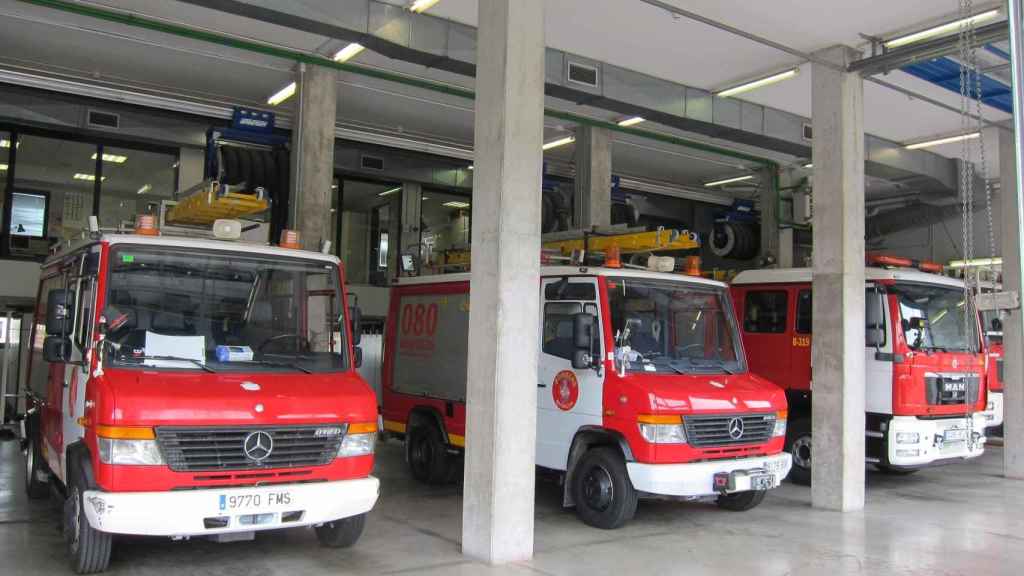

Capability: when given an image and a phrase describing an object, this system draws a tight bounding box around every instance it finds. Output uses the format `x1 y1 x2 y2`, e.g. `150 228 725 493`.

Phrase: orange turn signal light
94 425 156 440
347 422 378 434
637 414 682 424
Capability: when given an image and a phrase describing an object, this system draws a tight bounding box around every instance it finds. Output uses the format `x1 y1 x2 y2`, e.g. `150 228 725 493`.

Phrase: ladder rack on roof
541 226 701 256
165 180 269 226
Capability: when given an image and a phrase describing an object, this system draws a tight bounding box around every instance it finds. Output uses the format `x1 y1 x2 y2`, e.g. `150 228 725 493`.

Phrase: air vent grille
802 123 813 141
87 110 120 129
567 61 599 88
361 155 384 170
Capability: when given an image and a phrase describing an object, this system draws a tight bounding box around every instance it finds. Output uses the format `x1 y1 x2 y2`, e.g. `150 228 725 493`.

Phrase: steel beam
848 21 1008 76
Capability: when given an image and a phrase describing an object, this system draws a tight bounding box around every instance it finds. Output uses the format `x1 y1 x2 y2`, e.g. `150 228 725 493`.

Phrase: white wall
0 260 41 299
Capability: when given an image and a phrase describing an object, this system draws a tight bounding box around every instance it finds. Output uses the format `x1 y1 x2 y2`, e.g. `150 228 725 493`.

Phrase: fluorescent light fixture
410 0 441 13
443 201 470 208
0 164 7 171
137 184 152 195
378 186 402 197
885 9 1001 48
717 68 799 98
421 196 430 201
803 163 814 169
949 257 1002 269
74 173 105 181
333 42 365 63
704 174 755 187
267 81 297 106
0 139 17 148
542 136 576 151
467 165 474 170
617 116 646 127
91 152 127 163
904 131 980 150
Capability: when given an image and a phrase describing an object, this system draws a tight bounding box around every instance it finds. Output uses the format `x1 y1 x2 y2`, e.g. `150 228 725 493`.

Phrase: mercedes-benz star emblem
243 431 274 462
728 417 745 440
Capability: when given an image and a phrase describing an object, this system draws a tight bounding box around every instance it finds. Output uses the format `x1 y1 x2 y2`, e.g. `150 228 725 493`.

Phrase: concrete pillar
1000 129 1024 478
400 182 422 273
289 63 338 250
810 45 866 512
573 125 612 228
462 0 545 564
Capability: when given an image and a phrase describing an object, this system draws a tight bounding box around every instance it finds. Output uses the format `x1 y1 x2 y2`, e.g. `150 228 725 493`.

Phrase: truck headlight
773 410 788 437
638 415 687 444
338 422 377 458
895 432 920 445
95 425 164 466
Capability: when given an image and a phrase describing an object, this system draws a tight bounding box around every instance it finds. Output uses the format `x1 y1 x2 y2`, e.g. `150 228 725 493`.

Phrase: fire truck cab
382 264 791 529
731 261 987 485
24 224 379 573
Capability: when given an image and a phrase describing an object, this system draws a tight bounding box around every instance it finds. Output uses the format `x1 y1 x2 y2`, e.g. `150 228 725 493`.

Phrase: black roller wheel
716 489 767 511
220 146 240 185
24 415 49 500
407 424 451 485
572 446 637 529
786 418 812 486
315 513 366 548
65 463 112 574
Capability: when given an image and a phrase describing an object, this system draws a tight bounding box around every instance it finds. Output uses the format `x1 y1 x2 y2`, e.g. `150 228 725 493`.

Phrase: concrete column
810 45 866 512
573 125 612 228
463 0 545 564
1000 129 1024 478
289 63 338 250
400 182 422 273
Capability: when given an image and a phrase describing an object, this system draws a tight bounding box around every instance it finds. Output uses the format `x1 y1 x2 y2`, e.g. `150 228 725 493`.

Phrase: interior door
536 277 604 471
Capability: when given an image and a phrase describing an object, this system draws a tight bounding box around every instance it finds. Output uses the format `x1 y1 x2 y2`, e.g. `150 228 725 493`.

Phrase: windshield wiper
672 357 736 375
126 354 215 373
250 359 312 374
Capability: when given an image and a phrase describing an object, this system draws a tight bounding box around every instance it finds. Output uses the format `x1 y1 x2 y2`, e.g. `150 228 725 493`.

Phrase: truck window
542 302 582 361
795 290 812 334
892 283 975 353
544 281 596 301
744 291 788 334
75 275 96 352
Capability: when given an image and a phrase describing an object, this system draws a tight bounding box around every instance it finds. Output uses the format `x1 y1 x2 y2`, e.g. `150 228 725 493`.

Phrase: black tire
65 462 113 574
315 513 366 548
786 418 812 486
236 147 253 191
220 146 240 185
572 446 638 529
407 424 451 485
709 222 735 257
716 489 768 511
874 464 919 476
24 417 49 500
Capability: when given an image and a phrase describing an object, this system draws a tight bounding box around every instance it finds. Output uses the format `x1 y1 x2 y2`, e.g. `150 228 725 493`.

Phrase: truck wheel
786 419 812 486
315 513 366 548
572 446 637 529
24 419 49 499
716 489 767 511
65 465 112 574
407 424 451 485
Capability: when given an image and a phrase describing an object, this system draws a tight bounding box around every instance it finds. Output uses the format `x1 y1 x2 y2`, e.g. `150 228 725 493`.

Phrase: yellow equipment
166 181 269 226
542 228 700 255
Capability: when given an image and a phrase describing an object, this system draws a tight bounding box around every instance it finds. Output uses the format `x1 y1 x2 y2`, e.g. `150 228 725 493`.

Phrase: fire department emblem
552 370 579 411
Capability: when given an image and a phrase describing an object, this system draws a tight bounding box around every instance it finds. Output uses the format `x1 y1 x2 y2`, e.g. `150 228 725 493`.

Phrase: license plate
218 491 292 512
943 429 967 442
751 474 774 490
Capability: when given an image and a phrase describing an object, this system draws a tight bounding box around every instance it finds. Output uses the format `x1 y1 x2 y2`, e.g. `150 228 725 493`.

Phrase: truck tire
786 418 812 486
65 463 112 574
24 417 49 500
716 489 767 511
407 424 451 485
315 513 366 548
571 446 637 529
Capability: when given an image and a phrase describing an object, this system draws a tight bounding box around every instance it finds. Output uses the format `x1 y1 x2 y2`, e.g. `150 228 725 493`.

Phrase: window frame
743 290 790 334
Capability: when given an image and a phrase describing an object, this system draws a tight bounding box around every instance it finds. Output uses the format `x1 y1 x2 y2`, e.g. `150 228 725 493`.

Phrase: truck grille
683 413 775 448
924 374 981 406
155 426 344 472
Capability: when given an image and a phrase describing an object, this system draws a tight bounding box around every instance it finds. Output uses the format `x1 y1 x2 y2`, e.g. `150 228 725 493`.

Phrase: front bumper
626 452 792 497
887 415 986 467
983 391 1004 429
83 476 379 537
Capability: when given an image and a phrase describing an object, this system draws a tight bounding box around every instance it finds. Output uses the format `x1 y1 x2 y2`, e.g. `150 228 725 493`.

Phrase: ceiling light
884 9 1001 49
443 201 470 208
137 184 152 195
267 81 297 106
904 132 980 150
542 136 576 151
410 0 441 13
378 186 402 197
617 116 646 127
949 257 1002 268
803 163 813 169
467 165 474 170
0 139 17 148
333 42 365 63
91 152 127 163
0 164 7 171
704 174 755 187
421 196 430 201
716 68 800 98
74 173 105 181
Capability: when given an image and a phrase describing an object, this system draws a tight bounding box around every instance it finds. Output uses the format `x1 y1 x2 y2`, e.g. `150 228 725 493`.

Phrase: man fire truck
731 255 987 485
23 217 379 573
381 238 791 529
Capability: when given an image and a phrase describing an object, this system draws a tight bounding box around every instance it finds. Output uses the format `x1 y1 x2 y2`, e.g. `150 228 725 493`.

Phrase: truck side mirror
43 335 71 363
352 346 363 369
45 289 74 336
572 349 592 370
866 327 885 348
573 313 595 350
991 317 1003 332
349 306 363 346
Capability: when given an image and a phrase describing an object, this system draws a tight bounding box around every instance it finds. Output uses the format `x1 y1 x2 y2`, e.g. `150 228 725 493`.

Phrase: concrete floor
1 436 1020 575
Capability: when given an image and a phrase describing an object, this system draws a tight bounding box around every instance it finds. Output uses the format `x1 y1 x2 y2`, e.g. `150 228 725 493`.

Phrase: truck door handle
537 383 547 388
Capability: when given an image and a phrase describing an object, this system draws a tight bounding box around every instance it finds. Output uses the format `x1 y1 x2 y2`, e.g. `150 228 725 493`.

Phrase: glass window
542 302 583 360
98 146 177 228
334 179 400 286
743 291 788 334
0 131 10 228
795 290 812 334
892 283 976 353
421 189 470 274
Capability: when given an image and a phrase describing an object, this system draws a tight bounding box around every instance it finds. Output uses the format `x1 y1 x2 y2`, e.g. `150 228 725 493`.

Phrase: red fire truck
23 221 379 573
381 262 791 529
731 257 988 485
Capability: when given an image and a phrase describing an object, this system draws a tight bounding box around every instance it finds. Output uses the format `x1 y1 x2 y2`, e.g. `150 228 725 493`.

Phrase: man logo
243 431 273 462
728 417 745 440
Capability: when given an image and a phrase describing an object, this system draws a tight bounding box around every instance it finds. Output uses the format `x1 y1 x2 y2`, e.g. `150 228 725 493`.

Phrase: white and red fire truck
381 256 791 529
731 255 988 485
23 219 379 573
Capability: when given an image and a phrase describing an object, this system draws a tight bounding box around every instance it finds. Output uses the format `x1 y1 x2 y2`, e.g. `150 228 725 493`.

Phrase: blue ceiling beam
900 55 1012 113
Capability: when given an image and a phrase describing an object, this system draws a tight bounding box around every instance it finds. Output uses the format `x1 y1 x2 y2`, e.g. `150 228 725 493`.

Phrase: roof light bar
333 42 365 63
378 186 402 197
949 257 1002 268
542 136 576 151
410 0 441 13
884 9 1001 49
716 68 799 98
703 174 755 187
904 131 980 150
617 116 646 127
91 152 127 163
267 81 297 106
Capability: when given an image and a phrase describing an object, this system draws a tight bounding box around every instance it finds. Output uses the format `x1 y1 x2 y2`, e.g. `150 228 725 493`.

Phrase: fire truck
381 247 791 529
23 218 379 573
730 255 987 485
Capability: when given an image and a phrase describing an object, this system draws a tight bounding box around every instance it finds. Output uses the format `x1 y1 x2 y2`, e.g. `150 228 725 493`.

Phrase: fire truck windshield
103 245 348 372
606 277 745 375
892 283 978 353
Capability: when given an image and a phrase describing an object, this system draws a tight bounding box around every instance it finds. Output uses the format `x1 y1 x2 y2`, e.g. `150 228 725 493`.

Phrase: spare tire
709 222 736 257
